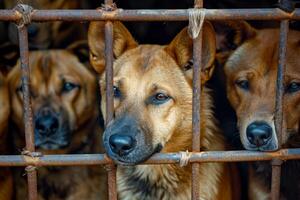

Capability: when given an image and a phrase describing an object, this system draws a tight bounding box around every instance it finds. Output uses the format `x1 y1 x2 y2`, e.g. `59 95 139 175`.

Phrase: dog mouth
104 141 163 166
35 135 70 150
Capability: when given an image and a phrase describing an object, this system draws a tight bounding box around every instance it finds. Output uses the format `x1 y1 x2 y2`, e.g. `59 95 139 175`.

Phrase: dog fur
216 21 300 199
88 21 235 200
0 72 13 200
8 49 107 200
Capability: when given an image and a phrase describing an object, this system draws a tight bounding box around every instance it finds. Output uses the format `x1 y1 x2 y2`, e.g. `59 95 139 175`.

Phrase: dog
8 48 107 200
0 72 13 200
88 21 237 200
4 0 87 49
216 21 300 199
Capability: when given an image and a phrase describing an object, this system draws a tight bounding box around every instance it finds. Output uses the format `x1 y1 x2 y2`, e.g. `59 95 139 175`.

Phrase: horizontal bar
1 8 300 22
0 149 299 166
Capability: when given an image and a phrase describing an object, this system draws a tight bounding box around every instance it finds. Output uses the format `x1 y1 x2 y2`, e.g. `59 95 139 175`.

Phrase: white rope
188 8 206 39
179 150 192 167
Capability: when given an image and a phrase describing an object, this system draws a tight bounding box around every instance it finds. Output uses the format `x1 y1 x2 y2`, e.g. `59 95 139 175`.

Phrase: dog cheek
151 107 178 147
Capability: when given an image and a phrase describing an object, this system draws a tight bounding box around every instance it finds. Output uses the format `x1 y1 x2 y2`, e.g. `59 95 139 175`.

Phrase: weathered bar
271 19 289 200
104 0 118 198
17 22 38 200
191 0 203 199
0 149 300 166
1 8 300 22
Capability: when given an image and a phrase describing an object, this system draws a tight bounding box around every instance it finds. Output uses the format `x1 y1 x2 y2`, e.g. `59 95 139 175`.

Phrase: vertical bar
104 0 117 197
271 19 289 200
18 25 38 200
191 1 203 199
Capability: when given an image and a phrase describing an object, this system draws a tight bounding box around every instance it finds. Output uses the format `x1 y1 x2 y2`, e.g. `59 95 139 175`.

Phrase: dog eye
235 80 249 90
113 86 121 98
62 82 79 92
151 93 170 105
286 82 300 93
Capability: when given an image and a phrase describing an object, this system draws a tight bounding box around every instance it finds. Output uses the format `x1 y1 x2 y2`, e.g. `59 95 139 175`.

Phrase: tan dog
0 72 13 200
88 21 235 200
8 49 107 200
217 21 300 199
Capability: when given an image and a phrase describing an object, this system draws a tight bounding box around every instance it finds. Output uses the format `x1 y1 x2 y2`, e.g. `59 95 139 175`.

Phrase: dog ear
165 22 216 84
88 21 138 75
213 21 257 65
0 42 19 75
67 40 90 63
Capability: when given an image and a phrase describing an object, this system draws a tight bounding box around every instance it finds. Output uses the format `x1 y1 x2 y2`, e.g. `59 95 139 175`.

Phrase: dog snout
246 121 272 147
109 134 136 156
35 107 59 136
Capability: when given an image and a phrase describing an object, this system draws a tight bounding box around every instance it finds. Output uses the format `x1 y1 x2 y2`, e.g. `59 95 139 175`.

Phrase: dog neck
116 87 225 200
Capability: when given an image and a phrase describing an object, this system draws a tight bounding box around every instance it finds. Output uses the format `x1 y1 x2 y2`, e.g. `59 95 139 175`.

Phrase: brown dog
217 21 300 199
88 21 235 200
4 0 87 49
8 49 107 200
0 72 13 200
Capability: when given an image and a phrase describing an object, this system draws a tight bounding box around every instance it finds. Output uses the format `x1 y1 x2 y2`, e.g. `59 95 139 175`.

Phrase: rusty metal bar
104 0 118 197
191 1 203 199
1 8 300 22
0 149 300 166
271 19 289 200
18 24 38 200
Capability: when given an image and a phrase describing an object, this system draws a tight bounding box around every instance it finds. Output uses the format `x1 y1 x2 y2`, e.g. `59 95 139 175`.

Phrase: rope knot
179 150 192 167
188 8 206 39
15 4 33 27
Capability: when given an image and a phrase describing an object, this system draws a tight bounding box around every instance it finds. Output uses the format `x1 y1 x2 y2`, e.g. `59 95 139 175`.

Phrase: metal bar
18 25 38 200
104 7 118 199
191 1 203 199
1 8 300 22
271 19 289 200
0 149 300 166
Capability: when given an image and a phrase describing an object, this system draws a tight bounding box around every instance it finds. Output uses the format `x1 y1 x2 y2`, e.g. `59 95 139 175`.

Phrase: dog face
88 22 216 164
219 22 300 151
8 50 96 152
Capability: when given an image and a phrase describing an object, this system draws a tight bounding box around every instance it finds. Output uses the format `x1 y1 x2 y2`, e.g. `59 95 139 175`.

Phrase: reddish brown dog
8 49 106 200
0 73 12 200
218 21 300 199
88 21 236 200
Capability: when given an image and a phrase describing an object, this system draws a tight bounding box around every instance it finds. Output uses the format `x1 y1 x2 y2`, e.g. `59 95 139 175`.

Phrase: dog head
8 49 97 152
88 21 216 164
216 21 300 151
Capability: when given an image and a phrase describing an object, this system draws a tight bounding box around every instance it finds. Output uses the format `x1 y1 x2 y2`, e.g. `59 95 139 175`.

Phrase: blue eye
235 80 249 90
62 82 79 92
286 82 300 93
113 86 121 98
151 93 170 105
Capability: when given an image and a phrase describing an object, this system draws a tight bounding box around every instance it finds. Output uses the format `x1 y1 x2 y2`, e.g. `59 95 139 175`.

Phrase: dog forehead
114 45 178 78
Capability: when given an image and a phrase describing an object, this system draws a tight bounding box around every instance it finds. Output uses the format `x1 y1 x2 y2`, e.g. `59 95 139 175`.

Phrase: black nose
246 122 272 147
109 134 135 156
35 114 59 136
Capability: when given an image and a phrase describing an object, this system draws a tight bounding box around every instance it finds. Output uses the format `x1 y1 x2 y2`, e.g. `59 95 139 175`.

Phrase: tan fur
89 21 234 200
219 21 300 199
8 50 107 200
0 73 12 200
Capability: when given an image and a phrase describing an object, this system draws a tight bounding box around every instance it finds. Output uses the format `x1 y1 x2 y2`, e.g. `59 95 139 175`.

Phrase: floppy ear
88 21 138 75
165 22 216 84
67 40 90 63
213 20 257 65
